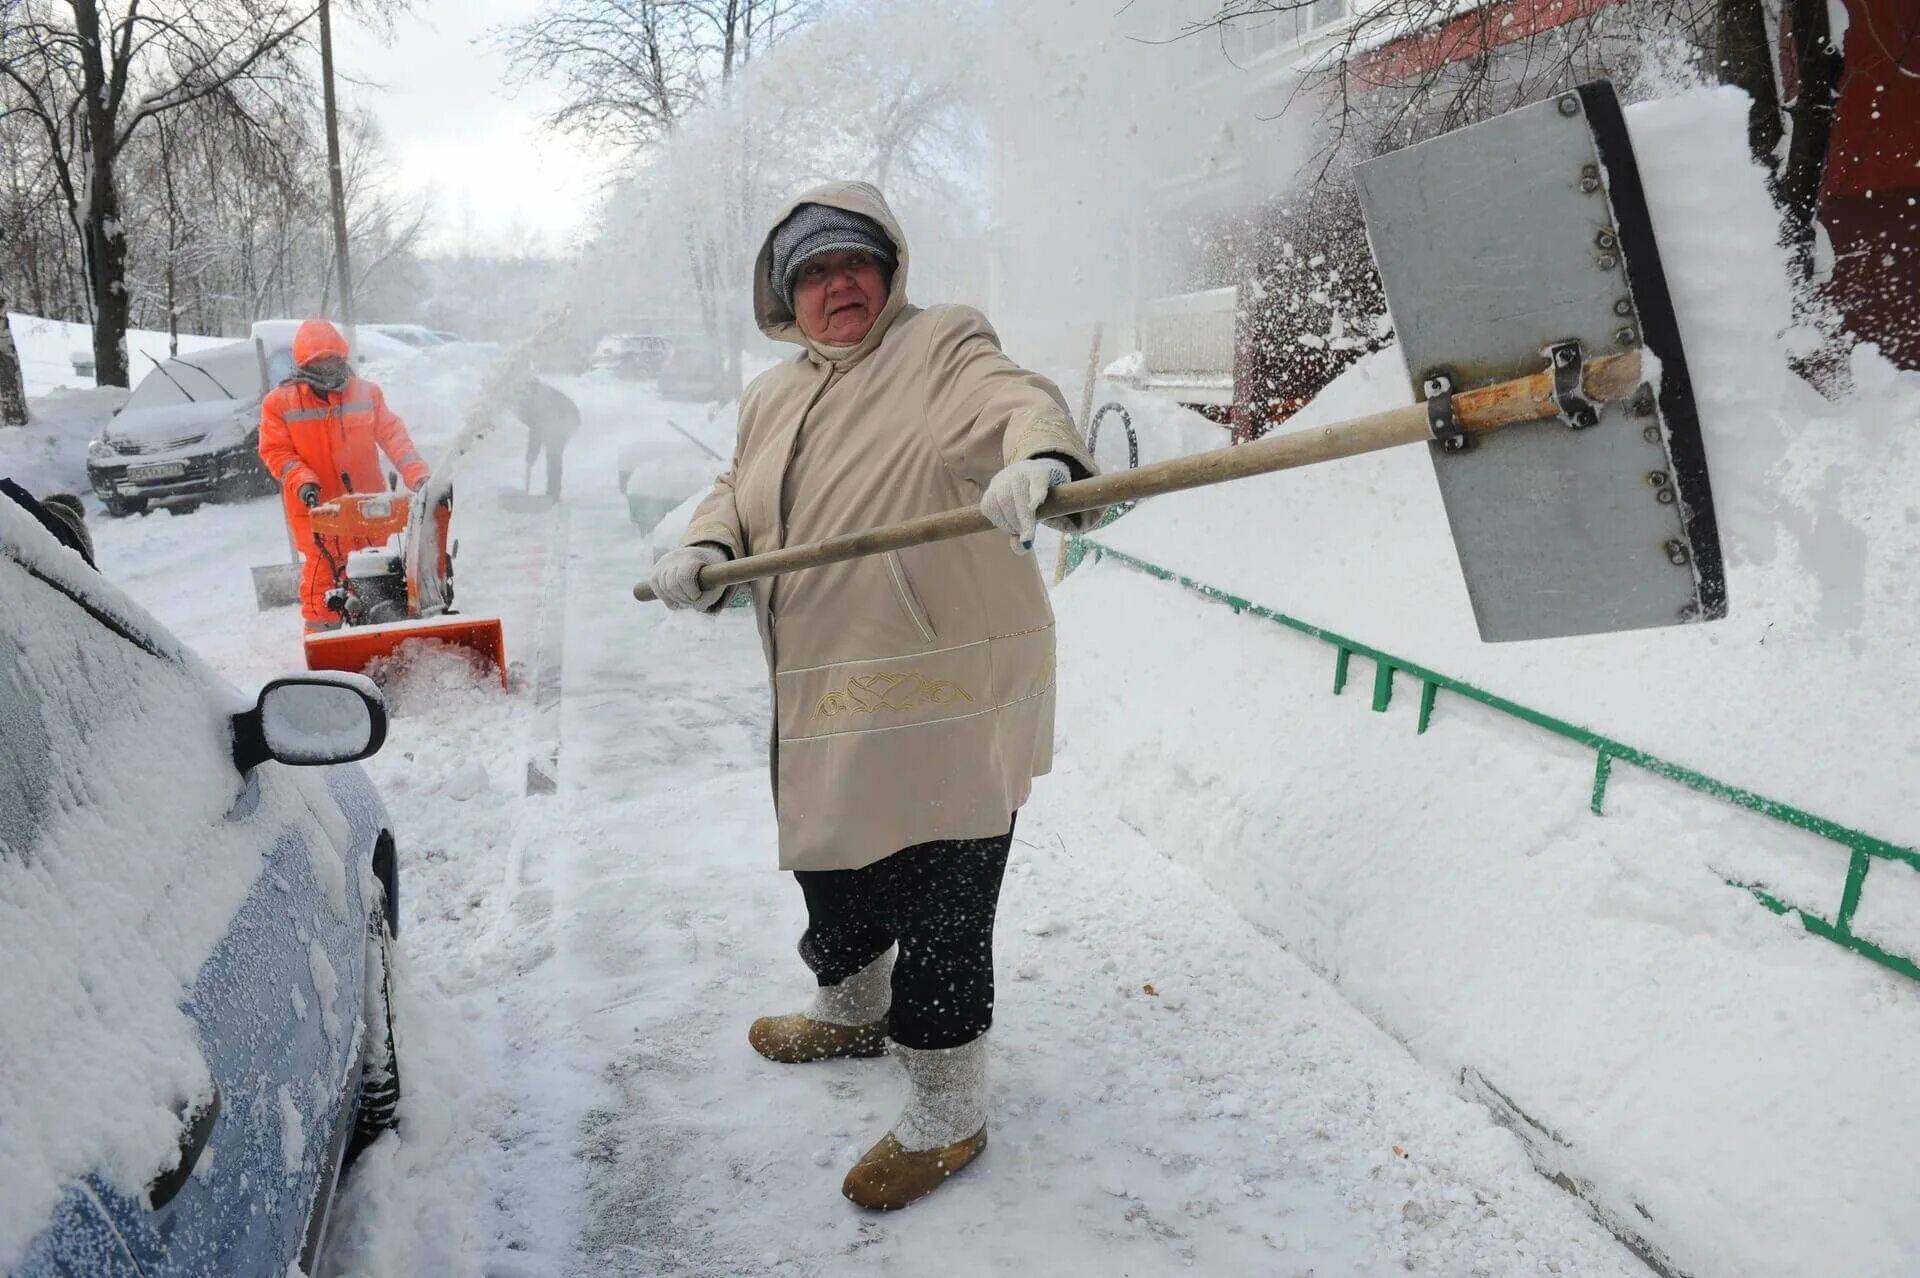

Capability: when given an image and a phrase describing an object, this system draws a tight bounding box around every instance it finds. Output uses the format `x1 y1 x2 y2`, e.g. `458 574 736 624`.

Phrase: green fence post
1417 680 1438 735
1591 753 1613 816
1835 845 1874 935
1372 660 1394 713
1333 647 1351 695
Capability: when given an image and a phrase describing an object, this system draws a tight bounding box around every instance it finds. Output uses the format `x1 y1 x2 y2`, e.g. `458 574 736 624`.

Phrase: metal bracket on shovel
1548 341 1598 429
1424 371 1467 452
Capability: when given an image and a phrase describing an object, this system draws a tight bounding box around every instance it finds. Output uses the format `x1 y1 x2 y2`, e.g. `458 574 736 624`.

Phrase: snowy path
89 373 1644 1276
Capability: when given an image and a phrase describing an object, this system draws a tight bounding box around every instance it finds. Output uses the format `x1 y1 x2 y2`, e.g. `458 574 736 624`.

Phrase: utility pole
319 0 356 348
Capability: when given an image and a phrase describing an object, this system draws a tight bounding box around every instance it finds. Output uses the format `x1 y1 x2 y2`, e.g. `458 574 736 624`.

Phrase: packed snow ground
50 357 1645 1275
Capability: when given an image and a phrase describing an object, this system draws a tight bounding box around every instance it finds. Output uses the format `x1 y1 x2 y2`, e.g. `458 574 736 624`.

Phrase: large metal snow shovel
248 336 304 612
632 81 1725 643
250 519 302 611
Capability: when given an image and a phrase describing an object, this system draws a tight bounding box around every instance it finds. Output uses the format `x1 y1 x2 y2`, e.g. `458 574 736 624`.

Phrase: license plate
127 462 186 482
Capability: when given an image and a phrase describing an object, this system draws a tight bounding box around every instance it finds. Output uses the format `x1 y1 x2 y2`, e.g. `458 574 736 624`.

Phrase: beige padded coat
680 182 1101 871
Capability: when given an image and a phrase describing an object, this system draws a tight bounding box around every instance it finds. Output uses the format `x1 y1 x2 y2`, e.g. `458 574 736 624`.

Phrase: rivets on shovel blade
1665 540 1692 566
1646 471 1669 489
1559 94 1581 116
1613 298 1634 317
1616 327 1638 346
1580 165 1602 194
1642 424 1662 444
1596 229 1618 251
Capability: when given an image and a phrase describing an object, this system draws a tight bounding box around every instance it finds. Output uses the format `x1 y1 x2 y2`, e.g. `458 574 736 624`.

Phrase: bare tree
0 279 28 425
500 0 814 395
498 0 812 149
0 1 323 386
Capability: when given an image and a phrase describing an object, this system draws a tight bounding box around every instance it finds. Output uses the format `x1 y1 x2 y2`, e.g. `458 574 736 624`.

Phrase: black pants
795 819 1014 1051
523 422 571 498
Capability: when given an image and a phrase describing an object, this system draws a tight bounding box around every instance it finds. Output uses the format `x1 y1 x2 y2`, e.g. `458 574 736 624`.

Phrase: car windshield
263 343 295 387
124 342 266 412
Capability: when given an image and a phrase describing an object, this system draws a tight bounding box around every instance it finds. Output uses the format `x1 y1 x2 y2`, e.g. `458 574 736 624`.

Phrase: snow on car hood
0 496 307 1268
105 397 255 452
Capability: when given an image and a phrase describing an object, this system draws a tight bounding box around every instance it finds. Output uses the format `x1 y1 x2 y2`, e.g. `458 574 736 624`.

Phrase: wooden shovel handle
633 351 1641 603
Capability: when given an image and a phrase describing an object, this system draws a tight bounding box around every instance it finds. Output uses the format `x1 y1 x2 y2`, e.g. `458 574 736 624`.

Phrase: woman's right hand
651 544 730 611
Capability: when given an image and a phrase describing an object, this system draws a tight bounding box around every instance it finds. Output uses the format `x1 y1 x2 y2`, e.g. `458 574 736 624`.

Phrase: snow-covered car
365 323 463 349
84 340 277 517
0 493 403 1277
588 332 671 379
657 341 729 402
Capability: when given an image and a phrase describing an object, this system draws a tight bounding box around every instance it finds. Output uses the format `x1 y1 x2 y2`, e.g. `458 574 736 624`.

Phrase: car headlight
87 438 118 463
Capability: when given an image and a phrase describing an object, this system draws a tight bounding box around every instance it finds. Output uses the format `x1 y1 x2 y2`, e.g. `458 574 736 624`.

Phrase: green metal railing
1064 536 1920 984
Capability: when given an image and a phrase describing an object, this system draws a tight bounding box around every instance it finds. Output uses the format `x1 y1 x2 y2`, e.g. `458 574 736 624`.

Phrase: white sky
335 0 620 259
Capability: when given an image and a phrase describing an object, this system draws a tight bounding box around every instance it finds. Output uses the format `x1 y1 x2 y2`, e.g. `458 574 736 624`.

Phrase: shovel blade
250 563 300 612
305 616 508 689
1357 80 1725 642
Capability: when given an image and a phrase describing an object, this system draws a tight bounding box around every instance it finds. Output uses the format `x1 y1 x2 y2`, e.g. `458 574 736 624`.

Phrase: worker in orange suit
258 318 430 631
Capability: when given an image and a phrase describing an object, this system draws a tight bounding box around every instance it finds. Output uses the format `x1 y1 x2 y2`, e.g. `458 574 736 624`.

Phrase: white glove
651 544 729 610
979 458 1071 554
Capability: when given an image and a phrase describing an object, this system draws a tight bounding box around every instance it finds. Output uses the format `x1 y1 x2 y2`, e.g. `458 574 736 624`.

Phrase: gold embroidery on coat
816 671 975 718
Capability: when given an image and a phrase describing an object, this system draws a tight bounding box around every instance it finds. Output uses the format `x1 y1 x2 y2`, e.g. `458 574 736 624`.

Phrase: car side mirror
232 673 388 773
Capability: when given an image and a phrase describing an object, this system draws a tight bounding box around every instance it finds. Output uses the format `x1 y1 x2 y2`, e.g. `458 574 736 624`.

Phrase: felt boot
749 949 892 1064
842 1035 988 1210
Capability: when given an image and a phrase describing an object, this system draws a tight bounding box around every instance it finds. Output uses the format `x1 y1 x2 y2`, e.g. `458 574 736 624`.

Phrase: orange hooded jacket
258 319 430 623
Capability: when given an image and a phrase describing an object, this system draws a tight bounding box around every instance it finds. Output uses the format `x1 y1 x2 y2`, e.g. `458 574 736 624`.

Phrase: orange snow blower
303 490 507 688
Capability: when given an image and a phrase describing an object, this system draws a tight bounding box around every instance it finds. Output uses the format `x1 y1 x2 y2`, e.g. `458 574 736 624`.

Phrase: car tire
101 495 148 518
347 908 401 1164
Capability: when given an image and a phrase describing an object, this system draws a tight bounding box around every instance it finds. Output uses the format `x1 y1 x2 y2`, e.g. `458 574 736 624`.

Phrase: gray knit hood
752 181 912 368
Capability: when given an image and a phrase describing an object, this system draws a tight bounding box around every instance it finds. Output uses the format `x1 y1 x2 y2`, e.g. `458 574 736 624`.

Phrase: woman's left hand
980 458 1071 554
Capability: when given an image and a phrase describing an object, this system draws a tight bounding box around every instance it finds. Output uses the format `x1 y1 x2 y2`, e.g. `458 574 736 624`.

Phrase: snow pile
8 313 228 397
1053 86 1920 1278
0 388 126 497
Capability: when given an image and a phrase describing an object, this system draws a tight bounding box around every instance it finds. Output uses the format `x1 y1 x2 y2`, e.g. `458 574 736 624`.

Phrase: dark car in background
84 341 276 517
0 494 403 1276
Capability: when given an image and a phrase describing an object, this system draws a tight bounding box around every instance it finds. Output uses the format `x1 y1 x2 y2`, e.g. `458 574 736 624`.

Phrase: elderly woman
647 182 1101 1210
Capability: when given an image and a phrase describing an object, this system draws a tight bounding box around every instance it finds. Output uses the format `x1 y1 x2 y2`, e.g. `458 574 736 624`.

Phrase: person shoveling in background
514 370 580 502
647 182 1104 1211
257 318 430 633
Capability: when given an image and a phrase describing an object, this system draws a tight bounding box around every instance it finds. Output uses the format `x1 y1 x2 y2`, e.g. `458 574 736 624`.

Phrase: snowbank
0 388 127 497
8 313 227 397
1054 86 1920 1278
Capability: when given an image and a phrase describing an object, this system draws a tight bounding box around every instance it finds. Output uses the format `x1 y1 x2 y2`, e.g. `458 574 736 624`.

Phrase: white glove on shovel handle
651 544 729 610
980 458 1072 554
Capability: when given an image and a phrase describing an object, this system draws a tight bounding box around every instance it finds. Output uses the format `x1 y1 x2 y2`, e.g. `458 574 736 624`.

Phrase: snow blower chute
631 80 1725 644
303 489 507 687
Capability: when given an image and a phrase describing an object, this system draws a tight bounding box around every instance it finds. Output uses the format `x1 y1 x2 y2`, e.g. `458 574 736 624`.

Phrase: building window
1309 0 1348 31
